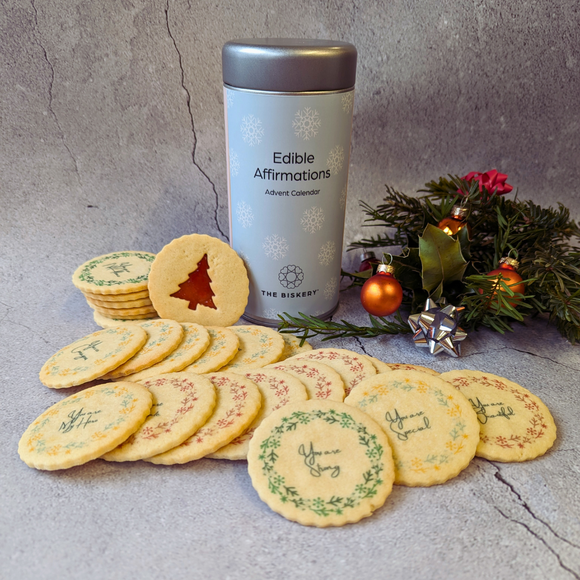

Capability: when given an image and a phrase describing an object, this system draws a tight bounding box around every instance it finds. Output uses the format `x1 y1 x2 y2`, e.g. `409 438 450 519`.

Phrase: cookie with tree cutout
247 399 395 527
439 370 557 462
148 234 249 326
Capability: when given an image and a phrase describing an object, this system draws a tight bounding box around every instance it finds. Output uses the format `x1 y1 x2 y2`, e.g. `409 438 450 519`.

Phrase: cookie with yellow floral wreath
101 319 184 379
364 355 439 376
439 370 557 462
121 323 210 382
181 326 239 374
345 370 479 486
220 325 285 370
18 382 153 470
39 325 148 388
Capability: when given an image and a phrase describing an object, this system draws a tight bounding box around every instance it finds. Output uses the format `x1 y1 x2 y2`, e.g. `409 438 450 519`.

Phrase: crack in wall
164 1 228 242
30 0 81 182
493 505 580 579
490 461 580 552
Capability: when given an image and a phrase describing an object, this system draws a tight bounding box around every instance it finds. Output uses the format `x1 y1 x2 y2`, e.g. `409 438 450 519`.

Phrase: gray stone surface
1 0 580 579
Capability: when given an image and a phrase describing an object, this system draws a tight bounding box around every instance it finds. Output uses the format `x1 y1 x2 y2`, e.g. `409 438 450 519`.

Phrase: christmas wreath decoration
278 171 580 347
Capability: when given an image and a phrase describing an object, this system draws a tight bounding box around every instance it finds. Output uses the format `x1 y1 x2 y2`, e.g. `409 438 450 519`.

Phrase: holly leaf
419 224 468 299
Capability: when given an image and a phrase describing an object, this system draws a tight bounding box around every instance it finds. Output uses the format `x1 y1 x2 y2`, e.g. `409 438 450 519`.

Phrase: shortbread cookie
73 251 155 295
346 370 479 486
439 370 557 462
92 310 158 328
289 348 377 396
102 319 184 379
39 325 148 388
86 295 153 309
146 372 261 464
365 356 439 376
209 369 308 460
221 326 285 370
247 399 395 527
90 303 158 317
181 326 239 374
84 288 151 302
122 323 210 382
279 333 313 360
148 234 249 326
102 373 216 462
18 382 153 470
268 359 346 401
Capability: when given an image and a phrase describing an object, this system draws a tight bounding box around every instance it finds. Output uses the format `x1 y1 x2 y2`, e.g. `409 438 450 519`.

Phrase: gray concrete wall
2 0 579 255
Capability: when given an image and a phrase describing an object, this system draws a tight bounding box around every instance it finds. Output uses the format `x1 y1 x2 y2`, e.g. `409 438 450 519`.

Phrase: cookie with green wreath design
72 251 156 295
18 382 153 470
345 370 480 486
247 399 395 527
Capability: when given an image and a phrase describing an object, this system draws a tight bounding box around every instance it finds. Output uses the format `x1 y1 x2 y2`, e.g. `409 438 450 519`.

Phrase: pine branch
277 312 412 343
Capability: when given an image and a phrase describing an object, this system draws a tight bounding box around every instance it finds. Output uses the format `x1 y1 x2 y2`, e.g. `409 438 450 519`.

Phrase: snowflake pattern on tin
241 115 264 146
264 308 283 320
324 276 338 300
318 241 336 266
341 91 354 113
236 201 254 228
229 148 240 176
292 107 321 141
226 89 234 110
263 234 289 260
301 206 325 233
340 184 347 211
327 146 345 175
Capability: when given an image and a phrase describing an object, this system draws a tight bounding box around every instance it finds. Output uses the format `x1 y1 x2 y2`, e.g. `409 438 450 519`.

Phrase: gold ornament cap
450 205 469 219
499 256 519 268
377 263 395 275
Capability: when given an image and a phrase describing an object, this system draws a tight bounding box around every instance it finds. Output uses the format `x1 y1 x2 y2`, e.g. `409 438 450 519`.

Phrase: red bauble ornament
359 251 379 272
360 264 403 316
437 206 471 237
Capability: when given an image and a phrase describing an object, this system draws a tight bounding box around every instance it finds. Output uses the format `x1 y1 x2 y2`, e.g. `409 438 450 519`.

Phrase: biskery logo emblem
278 265 304 289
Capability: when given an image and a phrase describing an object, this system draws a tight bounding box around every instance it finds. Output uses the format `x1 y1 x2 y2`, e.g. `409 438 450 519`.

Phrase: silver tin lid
222 38 357 92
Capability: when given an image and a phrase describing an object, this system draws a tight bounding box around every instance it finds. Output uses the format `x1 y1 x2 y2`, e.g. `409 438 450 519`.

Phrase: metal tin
223 39 357 325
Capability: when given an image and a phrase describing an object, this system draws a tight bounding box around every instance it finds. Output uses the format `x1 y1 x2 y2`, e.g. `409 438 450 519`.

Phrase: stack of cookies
72 251 159 325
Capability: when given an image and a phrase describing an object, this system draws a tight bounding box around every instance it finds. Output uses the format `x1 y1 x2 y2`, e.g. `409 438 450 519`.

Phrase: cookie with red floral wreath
439 370 556 462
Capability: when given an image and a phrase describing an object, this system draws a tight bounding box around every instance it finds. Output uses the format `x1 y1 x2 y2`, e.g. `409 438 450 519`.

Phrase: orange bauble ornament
360 264 403 316
437 206 471 237
486 256 525 295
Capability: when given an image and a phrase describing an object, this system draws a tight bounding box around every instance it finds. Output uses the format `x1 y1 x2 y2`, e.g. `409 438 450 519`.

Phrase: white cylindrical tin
223 38 357 325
